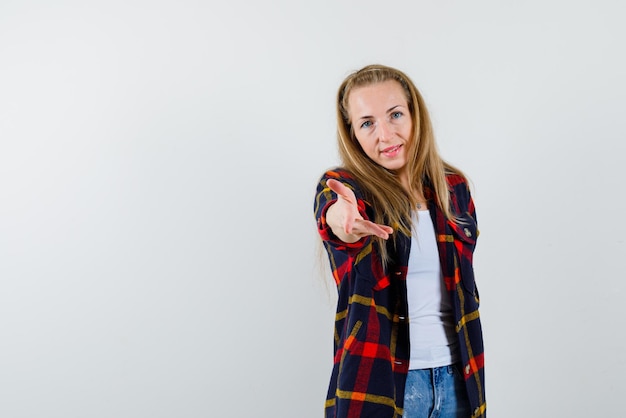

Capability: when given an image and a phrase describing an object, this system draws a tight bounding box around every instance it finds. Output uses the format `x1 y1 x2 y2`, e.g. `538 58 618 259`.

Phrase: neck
398 170 411 193
398 172 427 208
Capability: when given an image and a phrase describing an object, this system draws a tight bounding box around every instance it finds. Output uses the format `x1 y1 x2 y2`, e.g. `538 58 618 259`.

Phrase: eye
360 120 373 129
391 111 403 119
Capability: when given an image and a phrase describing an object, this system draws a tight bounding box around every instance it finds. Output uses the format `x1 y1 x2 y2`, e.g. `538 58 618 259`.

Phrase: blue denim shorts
403 364 471 417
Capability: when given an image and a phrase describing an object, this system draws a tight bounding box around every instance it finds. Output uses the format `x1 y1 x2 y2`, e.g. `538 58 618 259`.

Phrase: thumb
326 179 353 201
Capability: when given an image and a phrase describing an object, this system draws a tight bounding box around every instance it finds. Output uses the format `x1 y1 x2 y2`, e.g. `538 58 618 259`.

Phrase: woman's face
347 80 413 179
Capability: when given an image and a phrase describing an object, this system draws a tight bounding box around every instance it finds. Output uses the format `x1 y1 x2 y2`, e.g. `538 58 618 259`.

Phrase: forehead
347 80 407 117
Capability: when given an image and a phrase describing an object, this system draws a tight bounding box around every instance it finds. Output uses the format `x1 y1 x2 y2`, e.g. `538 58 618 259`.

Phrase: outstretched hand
325 179 394 243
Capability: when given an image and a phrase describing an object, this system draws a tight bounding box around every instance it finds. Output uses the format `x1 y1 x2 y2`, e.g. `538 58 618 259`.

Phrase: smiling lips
381 144 402 157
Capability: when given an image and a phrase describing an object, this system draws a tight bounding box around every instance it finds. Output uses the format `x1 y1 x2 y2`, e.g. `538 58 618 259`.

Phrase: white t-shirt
406 210 459 369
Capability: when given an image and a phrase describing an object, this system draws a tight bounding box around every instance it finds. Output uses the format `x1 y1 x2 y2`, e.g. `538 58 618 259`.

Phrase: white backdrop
1 1 625 417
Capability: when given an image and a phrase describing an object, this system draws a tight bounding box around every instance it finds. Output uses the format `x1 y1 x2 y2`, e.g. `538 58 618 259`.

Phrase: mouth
381 144 402 157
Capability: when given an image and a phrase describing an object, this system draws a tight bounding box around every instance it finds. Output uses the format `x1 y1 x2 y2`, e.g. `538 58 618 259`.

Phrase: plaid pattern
314 169 486 418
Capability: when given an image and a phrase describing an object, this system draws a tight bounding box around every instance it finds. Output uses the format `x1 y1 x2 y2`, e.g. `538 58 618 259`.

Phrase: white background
1 1 625 417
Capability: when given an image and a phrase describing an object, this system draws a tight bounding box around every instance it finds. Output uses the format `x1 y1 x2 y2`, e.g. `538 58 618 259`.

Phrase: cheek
354 135 371 152
402 122 413 138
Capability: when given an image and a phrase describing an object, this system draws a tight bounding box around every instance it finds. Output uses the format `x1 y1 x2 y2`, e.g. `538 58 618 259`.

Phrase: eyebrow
357 105 403 121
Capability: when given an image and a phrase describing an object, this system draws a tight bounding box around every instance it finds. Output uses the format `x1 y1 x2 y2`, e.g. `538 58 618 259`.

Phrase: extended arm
325 178 393 243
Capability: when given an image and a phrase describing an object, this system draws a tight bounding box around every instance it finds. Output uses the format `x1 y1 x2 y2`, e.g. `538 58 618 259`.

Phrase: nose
378 120 393 142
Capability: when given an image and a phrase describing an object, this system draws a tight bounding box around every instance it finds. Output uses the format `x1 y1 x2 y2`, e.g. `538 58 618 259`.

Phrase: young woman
314 65 486 418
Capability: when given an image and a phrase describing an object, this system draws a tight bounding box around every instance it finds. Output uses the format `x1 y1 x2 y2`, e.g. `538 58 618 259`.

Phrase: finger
326 179 355 201
351 219 393 234
353 220 393 240
379 225 394 234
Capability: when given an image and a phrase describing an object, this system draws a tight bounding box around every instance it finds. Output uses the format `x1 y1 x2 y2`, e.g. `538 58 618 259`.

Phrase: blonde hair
336 64 465 261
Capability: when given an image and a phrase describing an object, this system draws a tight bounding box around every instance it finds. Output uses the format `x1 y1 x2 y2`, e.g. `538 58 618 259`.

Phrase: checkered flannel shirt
314 168 486 418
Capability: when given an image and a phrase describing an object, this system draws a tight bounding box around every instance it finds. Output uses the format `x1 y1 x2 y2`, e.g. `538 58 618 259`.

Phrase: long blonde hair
336 64 465 260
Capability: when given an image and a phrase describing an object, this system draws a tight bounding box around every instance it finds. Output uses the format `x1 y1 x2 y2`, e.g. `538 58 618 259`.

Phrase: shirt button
464 228 472 237
465 365 471 375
